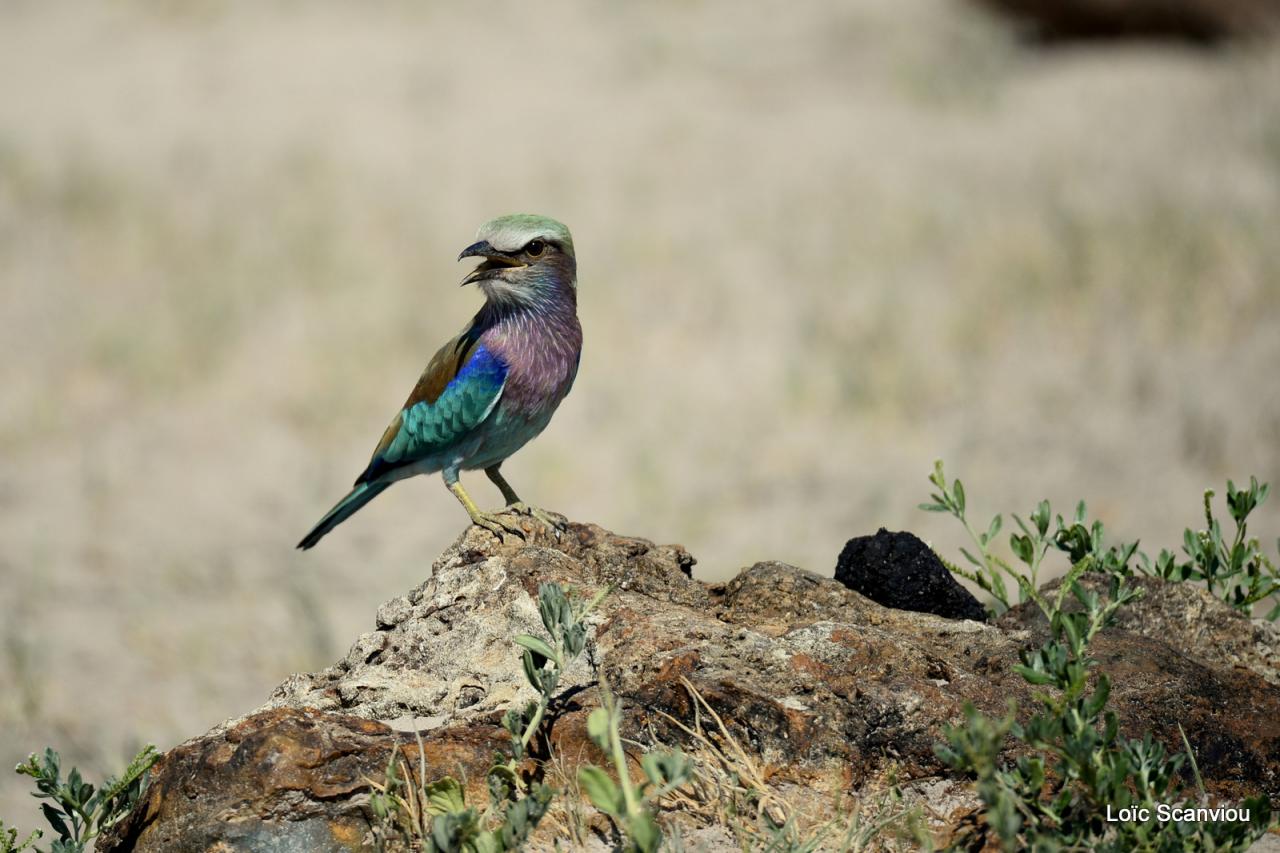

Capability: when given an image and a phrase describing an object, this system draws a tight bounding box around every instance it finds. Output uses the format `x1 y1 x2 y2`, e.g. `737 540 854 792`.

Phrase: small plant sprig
925 461 1280 621
1050 498 1143 578
1141 477 1280 619
921 461 1140 617
577 681 692 853
0 822 40 853
936 577 1271 851
368 582 606 851
920 459 1017 610
368 732 553 853
502 582 609 769
11 745 158 853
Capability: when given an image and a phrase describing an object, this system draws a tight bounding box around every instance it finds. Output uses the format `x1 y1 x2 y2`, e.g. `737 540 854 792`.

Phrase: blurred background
2 0 1278 832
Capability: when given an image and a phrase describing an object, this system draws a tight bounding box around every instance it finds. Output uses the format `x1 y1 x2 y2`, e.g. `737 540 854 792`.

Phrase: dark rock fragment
835 528 988 621
971 0 1280 44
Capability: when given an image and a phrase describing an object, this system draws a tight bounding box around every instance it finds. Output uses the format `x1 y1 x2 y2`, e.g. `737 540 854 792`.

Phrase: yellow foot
468 510 527 541
508 502 568 534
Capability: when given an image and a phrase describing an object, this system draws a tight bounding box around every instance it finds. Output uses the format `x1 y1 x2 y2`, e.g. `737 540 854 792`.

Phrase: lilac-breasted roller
298 214 582 549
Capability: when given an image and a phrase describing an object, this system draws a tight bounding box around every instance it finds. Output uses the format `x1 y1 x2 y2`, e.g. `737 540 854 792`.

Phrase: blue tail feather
297 481 390 550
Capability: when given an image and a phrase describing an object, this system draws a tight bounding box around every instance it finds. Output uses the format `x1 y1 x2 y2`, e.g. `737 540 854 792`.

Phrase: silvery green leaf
577 766 622 817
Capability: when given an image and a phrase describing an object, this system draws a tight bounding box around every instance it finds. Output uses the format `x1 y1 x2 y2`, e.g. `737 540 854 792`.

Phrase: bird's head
458 214 576 306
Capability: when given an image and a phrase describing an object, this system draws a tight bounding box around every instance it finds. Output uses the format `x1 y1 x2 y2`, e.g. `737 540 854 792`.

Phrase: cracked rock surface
100 516 1280 851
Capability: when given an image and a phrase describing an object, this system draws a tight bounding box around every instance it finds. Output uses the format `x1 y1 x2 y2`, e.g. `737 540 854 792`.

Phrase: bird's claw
470 511 527 541
508 502 568 536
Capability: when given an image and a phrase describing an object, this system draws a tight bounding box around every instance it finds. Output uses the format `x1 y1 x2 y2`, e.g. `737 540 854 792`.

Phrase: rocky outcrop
100 516 1280 851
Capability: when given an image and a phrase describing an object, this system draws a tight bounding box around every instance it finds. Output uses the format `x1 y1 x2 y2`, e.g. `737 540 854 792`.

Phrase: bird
297 214 583 550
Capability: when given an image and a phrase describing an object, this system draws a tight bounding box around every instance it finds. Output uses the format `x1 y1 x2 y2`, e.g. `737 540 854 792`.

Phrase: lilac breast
459 302 581 472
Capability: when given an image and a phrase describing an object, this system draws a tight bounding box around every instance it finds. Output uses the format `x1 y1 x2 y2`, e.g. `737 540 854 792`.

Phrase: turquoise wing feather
356 342 507 484
298 336 506 549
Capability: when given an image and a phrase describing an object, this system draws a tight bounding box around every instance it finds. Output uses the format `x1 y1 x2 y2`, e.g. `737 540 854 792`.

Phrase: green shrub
1141 477 1278 619
926 463 1274 850
0 823 40 853
935 578 1270 851
5 745 158 853
923 460 1279 620
921 460 1140 617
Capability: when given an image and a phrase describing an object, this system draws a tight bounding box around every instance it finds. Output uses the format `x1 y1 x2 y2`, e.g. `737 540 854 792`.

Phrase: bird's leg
484 465 567 532
444 471 524 540
485 464 523 506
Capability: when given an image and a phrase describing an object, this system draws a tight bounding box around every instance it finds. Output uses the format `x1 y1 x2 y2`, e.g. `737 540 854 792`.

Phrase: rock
374 596 412 630
99 517 1280 851
104 707 512 853
259 522 706 726
835 528 988 621
970 0 1280 44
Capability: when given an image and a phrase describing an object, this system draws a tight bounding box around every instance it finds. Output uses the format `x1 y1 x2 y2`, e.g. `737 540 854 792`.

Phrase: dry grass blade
541 740 595 849
364 737 433 850
653 676 788 824
650 678 925 852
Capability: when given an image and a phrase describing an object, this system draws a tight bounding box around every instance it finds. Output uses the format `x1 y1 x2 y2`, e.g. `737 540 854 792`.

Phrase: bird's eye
525 240 546 257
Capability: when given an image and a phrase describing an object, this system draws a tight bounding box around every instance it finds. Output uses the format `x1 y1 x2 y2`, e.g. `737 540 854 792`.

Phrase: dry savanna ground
1 0 1278 836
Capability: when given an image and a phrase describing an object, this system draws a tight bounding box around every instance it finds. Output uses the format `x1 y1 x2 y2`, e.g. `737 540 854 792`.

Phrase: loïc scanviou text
1106 804 1251 824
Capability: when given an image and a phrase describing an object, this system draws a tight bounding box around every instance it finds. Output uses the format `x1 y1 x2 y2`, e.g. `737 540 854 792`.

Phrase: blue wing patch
357 345 507 484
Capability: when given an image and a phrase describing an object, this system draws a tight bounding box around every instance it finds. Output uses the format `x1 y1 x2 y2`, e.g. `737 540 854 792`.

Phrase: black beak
458 240 525 286
458 240 494 261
